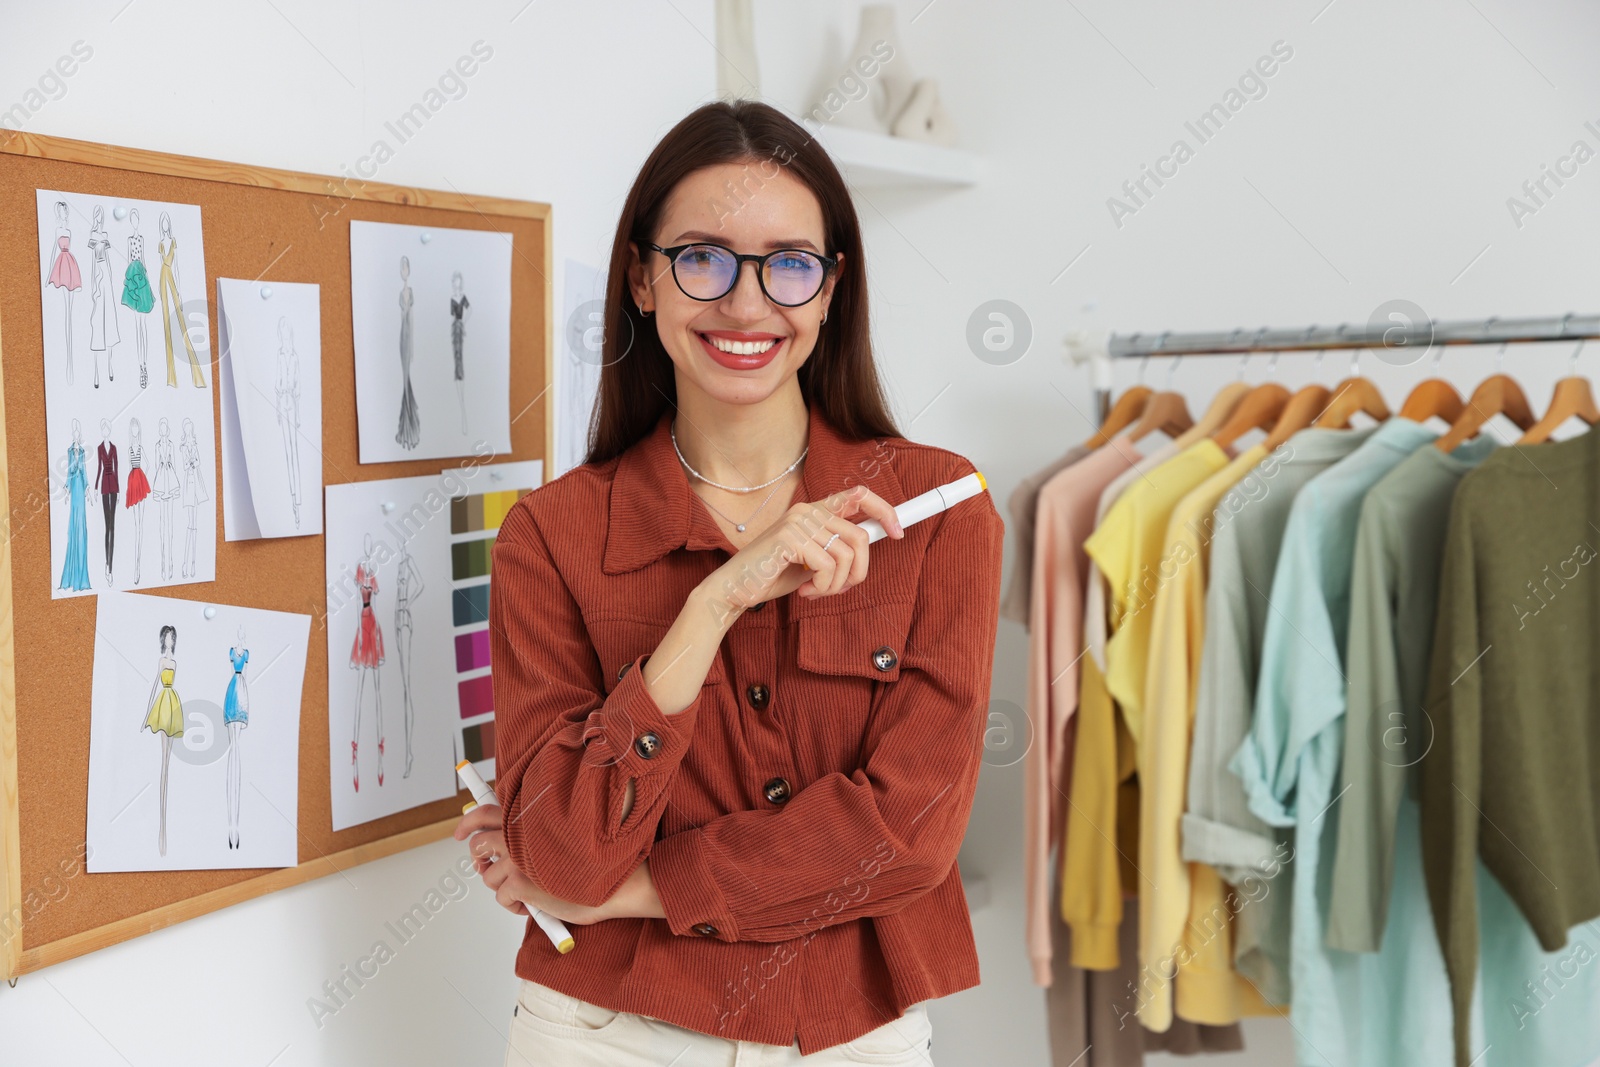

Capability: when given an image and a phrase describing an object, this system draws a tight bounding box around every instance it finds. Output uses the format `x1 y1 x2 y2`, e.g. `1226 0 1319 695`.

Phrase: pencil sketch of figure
124 417 150 584
120 208 155 389
275 316 303 527
224 624 250 850
46 200 82 386
350 534 386 791
141 624 185 857
58 418 91 593
95 418 119 587
179 417 209 578
157 211 207 389
87 205 121 389
151 417 180 581
450 271 471 434
394 255 420 450
393 543 425 780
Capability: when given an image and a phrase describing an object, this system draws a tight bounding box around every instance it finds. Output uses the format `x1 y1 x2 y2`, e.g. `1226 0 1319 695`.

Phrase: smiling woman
453 99 1003 1065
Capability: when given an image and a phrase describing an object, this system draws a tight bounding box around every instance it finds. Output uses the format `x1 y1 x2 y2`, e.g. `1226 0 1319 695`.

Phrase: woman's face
630 161 843 409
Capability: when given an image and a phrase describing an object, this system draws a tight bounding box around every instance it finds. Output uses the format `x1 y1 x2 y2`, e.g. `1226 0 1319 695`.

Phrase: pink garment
1023 435 1144 987
49 234 82 291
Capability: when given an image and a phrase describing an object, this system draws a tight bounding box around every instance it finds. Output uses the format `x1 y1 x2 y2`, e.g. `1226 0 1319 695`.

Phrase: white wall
5 1 1600 1064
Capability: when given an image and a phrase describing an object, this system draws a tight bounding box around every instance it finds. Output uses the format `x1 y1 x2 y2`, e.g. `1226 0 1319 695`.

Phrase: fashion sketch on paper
224 624 250 850
151 417 181 581
157 211 207 389
393 542 425 780
275 316 303 527
450 271 471 434
58 418 91 593
394 255 420 450
141 624 184 857
96 418 118 587
124 417 150 584
120 208 154 389
86 205 121 389
350 534 387 791
46 200 82 386
179 417 209 578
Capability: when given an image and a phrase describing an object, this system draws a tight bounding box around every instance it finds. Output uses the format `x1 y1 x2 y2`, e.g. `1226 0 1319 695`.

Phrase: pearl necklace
671 424 808 493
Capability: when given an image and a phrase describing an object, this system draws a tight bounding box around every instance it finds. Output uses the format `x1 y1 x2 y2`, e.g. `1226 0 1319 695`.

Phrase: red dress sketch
350 562 385 668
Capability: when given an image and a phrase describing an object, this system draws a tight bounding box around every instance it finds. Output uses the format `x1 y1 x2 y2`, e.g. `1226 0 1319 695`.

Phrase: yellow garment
1137 445 1274 1030
1085 442 1230 744
1060 653 1139 969
158 238 207 388
145 666 184 737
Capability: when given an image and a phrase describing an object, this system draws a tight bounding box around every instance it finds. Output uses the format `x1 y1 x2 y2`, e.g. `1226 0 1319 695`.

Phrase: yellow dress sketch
145 666 184 737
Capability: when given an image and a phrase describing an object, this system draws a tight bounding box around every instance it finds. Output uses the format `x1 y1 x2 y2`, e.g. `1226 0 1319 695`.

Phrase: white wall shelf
801 118 982 189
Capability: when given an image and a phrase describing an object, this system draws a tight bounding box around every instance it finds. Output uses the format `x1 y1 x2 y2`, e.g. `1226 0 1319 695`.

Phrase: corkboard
0 132 552 979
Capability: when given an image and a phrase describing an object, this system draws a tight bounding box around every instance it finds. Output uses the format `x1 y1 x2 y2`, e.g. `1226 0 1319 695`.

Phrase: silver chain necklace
694 469 796 533
671 423 808 493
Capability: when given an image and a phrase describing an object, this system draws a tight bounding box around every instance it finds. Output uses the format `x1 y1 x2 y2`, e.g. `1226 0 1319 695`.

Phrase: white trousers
503 978 935 1066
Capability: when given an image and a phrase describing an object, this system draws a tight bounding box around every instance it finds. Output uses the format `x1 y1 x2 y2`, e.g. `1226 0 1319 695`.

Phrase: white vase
892 77 958 147
810 4 917 135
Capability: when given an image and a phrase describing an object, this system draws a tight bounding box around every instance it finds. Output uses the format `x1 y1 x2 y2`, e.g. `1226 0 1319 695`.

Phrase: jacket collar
603 404 905 575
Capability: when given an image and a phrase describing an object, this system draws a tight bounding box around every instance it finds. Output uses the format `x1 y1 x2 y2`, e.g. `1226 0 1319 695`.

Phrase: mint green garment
1228 417 1444 1067
1184 426 1374 1007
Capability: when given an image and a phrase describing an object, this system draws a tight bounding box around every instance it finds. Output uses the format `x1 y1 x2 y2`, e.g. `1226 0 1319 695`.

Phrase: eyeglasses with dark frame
645 241 839 308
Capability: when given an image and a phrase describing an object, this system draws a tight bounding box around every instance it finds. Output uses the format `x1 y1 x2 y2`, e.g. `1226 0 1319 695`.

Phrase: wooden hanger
1174 379 1251 446
1263 384 1332 451
1434 370 1536 452
1313 349 1391 428
1212 383 1289 448
1399 378 1465 424
1516 377 1599 445
1081 385 1152 449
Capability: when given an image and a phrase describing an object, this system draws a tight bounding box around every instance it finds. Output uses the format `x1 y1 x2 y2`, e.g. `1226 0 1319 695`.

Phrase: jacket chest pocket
793 602 912 758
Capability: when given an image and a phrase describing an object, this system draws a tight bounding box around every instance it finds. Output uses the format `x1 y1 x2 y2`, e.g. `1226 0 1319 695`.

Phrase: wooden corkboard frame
0 131 553 980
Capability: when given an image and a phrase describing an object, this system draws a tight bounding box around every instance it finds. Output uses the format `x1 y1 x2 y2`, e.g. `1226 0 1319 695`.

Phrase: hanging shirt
1136 443 1276 1031
1025 437 1142 987
1184 427 1374 1006
1003 443 1092 627
1422 426 1600 1067
1229 416 1436 1067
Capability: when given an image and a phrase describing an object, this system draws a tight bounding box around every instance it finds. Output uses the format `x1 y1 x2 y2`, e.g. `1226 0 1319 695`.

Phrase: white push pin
203 606 218 620
113 205 128 221
382 501 396 513
420 232 432 245
260 285 273 300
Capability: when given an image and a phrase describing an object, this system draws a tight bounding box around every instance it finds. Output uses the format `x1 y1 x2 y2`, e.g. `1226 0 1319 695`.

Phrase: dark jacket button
746 683 770 710
692 922 719 937
872 646 898 671
633 732 661 759
747 600 766 612
763 776 792 804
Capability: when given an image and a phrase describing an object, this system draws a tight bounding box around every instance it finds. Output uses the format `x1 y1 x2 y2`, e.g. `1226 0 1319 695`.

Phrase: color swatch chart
444 459 541 779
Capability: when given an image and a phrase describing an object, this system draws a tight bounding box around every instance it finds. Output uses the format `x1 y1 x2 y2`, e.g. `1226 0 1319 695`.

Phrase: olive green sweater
1420 426 1600 1067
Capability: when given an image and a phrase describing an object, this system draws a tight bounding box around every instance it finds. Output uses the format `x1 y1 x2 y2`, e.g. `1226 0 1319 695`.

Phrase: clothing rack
1083 313 1600 422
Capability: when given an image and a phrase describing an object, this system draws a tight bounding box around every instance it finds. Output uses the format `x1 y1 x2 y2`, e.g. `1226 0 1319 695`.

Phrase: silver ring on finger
822 532 840 551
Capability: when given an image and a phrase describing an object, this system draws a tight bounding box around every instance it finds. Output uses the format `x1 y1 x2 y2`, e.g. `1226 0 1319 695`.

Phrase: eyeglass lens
673 245 825 306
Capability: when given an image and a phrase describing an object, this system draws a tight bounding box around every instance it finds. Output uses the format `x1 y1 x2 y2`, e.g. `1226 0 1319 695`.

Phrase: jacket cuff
1179 812 1280 882
650 827 739 943
1066 919 1121 970
583 652 704 780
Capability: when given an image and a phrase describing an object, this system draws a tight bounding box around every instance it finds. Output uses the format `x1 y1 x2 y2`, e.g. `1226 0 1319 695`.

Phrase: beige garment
505 979 933 1066
1002 443 1092 627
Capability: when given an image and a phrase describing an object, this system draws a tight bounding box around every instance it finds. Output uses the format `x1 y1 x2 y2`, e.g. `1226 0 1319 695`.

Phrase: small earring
821 311 828 325
638 302 652 317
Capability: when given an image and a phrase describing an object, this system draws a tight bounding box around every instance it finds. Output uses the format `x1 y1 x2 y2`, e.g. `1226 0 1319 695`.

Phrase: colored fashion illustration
151 417 181 581
275 317 303 527
124 417 150 584
224 624 250 850
450 271 471 434
157 211 207 389
141 624 184 857
393 542 425 780
121 208 154 389
350 534 387 791
86 205 120 389
46 200 82 386
58 419 91 593
96 419 119 587
179 417 209 578
394 255 420 450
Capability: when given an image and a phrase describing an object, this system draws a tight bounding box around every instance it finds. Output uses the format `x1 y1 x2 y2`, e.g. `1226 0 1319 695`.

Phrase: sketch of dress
142 628 183 857
145 666 184 736
58 441 91 592
395 276 420 450
47 205 82 385
275 319 303 526
125 435 150 585
225 647 250 725
393 546 424 779
179 422 209 579
87 210 120 388
451 287 470 434
350 556 386 791
157 222 207 389
121 221 154 390
152 427 180 581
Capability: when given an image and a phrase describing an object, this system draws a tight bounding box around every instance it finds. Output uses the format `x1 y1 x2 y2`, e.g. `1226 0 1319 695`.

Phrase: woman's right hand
708 484 904 611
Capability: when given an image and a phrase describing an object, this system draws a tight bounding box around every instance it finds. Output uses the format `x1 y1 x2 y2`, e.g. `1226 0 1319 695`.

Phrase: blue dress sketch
225 647 250 725
59 440 90 592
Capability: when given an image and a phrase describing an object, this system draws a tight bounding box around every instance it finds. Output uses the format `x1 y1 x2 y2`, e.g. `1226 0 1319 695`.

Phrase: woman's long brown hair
584 100 901 465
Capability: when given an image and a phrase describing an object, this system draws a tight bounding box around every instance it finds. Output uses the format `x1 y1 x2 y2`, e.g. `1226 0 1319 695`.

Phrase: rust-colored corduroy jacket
490 403 1003 1054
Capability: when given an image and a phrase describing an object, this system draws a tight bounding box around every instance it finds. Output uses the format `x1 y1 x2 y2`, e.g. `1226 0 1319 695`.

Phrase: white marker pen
457 760 575 955
857 471 988 543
